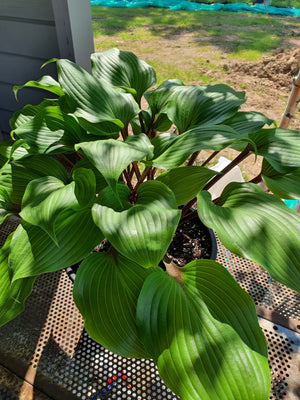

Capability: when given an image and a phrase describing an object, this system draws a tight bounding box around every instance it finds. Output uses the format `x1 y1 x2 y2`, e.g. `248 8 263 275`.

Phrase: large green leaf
13 75 64 99
249 128 300 173
137 261 270 400
13 106 87 154
92 180 181 268
197 182 300 293
0 234 36 326
0 155 69 207
9 209 104 281
55 58 140 134
10 100 58 130
149 125 239 169
224 111 273 135
20 169 95 242
261 159 300 200
156 166 218 206
144 79 184 115
73 251 152 358
71 158 107 193
76 134 153 192
166 84 245 133
91 48 156 103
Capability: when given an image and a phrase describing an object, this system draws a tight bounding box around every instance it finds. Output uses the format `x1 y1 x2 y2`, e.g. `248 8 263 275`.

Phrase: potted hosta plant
0 48 299 400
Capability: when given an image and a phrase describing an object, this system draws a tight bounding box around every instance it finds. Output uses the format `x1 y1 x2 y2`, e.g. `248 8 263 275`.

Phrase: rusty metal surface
0 219 299 399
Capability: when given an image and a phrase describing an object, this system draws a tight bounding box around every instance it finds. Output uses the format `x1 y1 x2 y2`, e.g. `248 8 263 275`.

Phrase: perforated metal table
0 218 299 400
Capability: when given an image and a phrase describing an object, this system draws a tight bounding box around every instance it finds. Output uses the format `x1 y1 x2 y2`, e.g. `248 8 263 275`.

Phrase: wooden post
279 70 300 129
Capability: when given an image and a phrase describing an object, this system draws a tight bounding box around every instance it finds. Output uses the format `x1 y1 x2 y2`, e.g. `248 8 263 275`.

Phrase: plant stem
123 170 134 190
58 154 74 169
138 112 146 134
250 173 262 184
201 150 220 167
134 166 150 191
187 151 200 166
203 144 252 191
132 161 141 180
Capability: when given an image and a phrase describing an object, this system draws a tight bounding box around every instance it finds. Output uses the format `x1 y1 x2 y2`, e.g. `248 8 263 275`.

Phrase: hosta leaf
0 234 36 326
261 160 300 200
13 75 64 98
91 48 156 103
156 166 218 205
197 182 300 293
76 135 153 192
249 128 300 173
0 155 69 207
10 100 58 130
71 158 107 193
167 84 245 133
150 132 177 160
150 125 239 169
224 111 273 135
144 79 184 115
97 184 131 212
20 168 96 241
55 58 140 134
92 180 181 268
13 106 87 154
137 261 270 400
9 208 104 281
73 251 152 358
0 188 18 223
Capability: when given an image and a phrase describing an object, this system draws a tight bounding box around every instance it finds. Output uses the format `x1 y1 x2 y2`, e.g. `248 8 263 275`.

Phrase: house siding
0 0 94 139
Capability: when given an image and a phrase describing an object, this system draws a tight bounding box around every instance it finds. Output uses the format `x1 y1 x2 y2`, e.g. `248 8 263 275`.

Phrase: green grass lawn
91 6 300 84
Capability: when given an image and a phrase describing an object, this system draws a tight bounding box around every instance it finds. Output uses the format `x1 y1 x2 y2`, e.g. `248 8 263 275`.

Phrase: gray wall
0 0 94 139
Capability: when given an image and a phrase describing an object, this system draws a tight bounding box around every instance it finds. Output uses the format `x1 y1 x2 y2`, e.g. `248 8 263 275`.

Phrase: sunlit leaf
73 251 152 358
197 182 300 293
91 48 156 103
92 180 181 267
137 261 270 400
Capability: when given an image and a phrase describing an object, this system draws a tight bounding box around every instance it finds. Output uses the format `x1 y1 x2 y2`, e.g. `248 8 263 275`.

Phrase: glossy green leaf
150 125 239 169
144 79 184 115
10 100 58 130
97 183 131 212
197 182 300 293
224 111 273 135
55 58 140 134
76 135 153 192
156 166 218 205
137 261 270 400
73 251 152 358
0 234 36 326
13 106 87 154
13 75 64 99
262 160 300 200
0 188 18 223
0 155 69 207
91 48 156 103
9 209 104 281
249 128 300 173
167 84 245 133
92 180 181 268
71 158 107 193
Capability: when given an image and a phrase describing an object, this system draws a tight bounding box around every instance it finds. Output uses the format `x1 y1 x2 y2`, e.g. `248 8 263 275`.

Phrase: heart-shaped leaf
0 155 69 207
144 79 184 115
249 128 300 173
92 180 181 268
73 251 152 358
224 111 273 135
262 159 300 200
166 84 245 133
9 208 104 281
156 166 218 206
76 134 153 192
20 169 95 242
13 106 88 154
150 125 239 169
71 157 107 193
55 58 140 134
197 182 300 293
91 48 156 103
137 261 270 400
10 100 58 130
0 234 36 326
